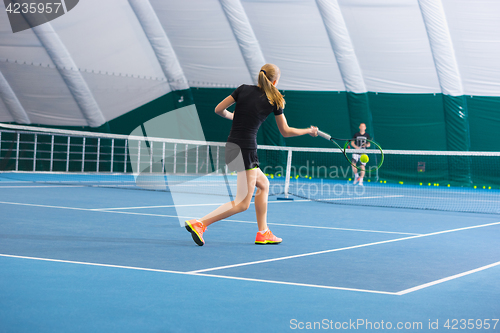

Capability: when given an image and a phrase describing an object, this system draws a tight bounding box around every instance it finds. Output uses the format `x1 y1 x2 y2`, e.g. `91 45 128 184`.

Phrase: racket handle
317 129 331 141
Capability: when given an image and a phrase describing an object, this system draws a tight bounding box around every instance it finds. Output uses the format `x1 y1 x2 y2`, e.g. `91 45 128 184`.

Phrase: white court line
321 195 404 201
397 260 500 295
403 196 500 204
0 185 86 188
93 203 227 211
0 200 418 236
223 219 421 236
93 199 313 210
0 201 98 212
188 221 500 274
0 254 396 295
91 195 403 211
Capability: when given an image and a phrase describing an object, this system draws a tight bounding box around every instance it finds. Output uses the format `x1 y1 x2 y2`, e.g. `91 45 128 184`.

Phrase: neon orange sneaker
255 229 282 245
185 219 206 246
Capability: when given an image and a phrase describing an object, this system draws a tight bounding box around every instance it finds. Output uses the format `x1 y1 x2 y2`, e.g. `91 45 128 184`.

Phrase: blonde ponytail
257 64 285 110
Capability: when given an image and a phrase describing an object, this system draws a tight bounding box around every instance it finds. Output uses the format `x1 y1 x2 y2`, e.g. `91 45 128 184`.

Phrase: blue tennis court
1 175 499 332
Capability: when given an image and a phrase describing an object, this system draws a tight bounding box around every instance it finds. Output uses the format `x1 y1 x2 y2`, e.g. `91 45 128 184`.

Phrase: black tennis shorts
225 142 259 172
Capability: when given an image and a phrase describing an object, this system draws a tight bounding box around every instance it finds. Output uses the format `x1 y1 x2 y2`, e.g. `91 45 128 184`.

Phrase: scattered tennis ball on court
295 175 299 179
448 184 450 187
489 186 491 189
309 176 312 179
348 178 351 181
277 173 281 177
270 174 274 179
420 183 422 185
360 154 369 163
474 185 477 189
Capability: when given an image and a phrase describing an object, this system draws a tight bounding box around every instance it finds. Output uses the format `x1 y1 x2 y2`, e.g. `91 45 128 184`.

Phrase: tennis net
1 123 499 215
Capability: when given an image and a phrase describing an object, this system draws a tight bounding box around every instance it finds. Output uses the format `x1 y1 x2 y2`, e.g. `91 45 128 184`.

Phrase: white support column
127 0 189 91
418 0 463 96
219 0 266 84
0 70 30 124
30 23 106 127
315 0 366 93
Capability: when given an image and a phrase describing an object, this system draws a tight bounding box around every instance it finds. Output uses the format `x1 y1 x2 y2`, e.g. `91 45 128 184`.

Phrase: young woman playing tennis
185 64 318 246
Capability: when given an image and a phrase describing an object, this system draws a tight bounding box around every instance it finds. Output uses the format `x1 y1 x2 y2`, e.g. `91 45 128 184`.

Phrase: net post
277 148 294 201
173 143 177 173
110 138 115 173
206 145 209 173
137 141 141 174
81 137 86 172
15 132 20 171
162 142 165 173
66 136 70 172
284 149 292 198
123 139 128 173
185 144 188 174
216 146 220 173
50 135 54 172
149 141 153 173
196 145 199 174
33 134 38 172
97 137 101 172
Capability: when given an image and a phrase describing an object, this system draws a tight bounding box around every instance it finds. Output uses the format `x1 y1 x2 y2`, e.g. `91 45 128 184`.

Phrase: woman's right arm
215 96 236 120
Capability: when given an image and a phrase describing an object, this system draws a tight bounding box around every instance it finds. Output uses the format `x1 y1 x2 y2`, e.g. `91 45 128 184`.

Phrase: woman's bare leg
199 169 257 227
254 168 270 231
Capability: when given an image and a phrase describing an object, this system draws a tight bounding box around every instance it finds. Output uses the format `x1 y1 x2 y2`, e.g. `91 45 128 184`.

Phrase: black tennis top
227 84 283 150
352 131 371 148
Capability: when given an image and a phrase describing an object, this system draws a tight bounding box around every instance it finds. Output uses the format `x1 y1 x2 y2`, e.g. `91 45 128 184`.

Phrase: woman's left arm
215 96 236 120
275 114 318 138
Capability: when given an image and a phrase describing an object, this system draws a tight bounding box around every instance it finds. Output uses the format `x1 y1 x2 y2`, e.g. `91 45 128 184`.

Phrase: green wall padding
346 92 374 139
442 95 472 184
468 95 500 152
279 91 351 148
442 95 471 151
109 89 194 135
368 92 447 151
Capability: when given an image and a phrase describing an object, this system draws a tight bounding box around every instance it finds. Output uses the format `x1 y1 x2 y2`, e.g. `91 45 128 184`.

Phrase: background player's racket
317 129 384 171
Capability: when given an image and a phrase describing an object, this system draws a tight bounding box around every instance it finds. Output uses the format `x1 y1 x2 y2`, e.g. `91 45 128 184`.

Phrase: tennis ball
360 154 369 163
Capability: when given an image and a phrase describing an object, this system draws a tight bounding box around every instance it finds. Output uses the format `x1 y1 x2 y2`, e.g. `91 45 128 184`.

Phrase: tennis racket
317 129 384 171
